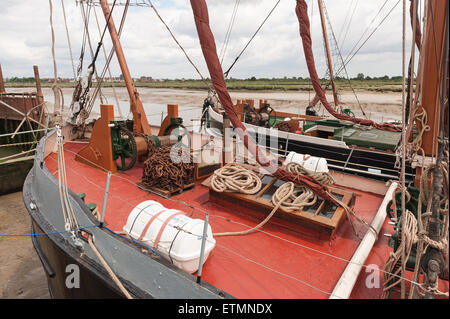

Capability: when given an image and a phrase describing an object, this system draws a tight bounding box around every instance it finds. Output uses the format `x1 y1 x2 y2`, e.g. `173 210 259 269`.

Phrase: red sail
295 0 401 132
189 0 336 203
410 0 422 51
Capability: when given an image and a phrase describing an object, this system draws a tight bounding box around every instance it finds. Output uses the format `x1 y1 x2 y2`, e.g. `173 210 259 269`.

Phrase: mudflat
0 192 50 298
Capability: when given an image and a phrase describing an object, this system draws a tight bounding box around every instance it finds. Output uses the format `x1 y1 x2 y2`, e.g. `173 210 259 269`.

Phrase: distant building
139 76 155 82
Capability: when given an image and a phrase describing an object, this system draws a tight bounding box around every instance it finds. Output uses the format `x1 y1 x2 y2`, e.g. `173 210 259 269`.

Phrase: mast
417 0 448 157
415 0 449 299
99 0 151 135
317 0 339 107
0 64 5 93
33 65 44 106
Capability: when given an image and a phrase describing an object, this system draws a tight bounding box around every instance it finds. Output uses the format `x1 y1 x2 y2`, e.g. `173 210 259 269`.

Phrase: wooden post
222 114 232 165
0 64 5 93
317 0 339 107
99 0 151 135
258 99 264 111
33 66 44 106
76 104 117 173
237 100 244 122
158 104 179 136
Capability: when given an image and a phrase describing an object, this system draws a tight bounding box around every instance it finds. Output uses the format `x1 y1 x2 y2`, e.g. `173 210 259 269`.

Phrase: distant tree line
5 74 406 83
161 75 405 82
5 77 36 83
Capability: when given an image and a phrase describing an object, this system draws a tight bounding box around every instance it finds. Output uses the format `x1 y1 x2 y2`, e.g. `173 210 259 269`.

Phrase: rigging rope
86 0 130 118
146 0 213 92
344 0 391 69
71 0 118 121
338 0 358 50
61 0 76 80
295 0 401 132
92 4 124 119
337 0 402 76
336 0 355 48
219 0 240 66
48 0 64 118
223 0 281 78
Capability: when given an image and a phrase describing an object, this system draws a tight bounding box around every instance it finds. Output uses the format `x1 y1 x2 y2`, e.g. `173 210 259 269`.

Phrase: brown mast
0 64 6 93
417 0 448 157
33 65 44 106
99 0 151 135
317 0 339 107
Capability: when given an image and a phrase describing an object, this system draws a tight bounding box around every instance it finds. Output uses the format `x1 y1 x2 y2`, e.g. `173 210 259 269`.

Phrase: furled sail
295 0 401 132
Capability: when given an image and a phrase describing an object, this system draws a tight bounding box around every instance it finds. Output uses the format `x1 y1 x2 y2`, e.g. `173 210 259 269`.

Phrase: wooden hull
0 158 33 195
22 127 228 299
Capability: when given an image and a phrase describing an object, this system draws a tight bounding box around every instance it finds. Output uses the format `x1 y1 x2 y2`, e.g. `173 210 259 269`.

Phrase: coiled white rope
211 163 333 237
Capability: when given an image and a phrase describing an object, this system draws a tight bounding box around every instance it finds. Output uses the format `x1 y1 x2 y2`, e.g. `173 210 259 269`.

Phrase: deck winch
110 124 178 171
76 104 190 173
110 121 180 171
242 102 276 127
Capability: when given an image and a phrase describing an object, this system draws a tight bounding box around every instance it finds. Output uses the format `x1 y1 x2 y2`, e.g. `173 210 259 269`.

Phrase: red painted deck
45 142 448 299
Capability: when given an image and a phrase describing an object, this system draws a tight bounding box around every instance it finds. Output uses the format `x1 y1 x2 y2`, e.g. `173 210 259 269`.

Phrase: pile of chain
140 146 195 192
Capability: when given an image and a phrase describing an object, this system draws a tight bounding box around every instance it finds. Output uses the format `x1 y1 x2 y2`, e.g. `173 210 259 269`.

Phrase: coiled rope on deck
211 163 334 237
211 163 262 195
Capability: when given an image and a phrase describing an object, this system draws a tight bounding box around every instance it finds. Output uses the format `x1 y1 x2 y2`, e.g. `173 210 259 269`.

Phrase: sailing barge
0 65 46 195
23 0 448 299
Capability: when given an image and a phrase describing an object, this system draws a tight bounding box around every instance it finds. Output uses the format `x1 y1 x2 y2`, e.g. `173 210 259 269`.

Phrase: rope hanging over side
56 125 83 251
223 0 281 78
88 236 133 299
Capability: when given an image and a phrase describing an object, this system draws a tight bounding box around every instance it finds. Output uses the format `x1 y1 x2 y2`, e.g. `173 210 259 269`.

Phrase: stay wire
337 0 402 75
224 0 282 78
219 0 240 66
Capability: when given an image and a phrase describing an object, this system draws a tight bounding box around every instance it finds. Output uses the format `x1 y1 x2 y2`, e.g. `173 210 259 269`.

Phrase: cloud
0 0 417 79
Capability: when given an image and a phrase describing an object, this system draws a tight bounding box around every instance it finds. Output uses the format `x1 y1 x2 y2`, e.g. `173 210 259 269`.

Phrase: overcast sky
0 0 418 80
